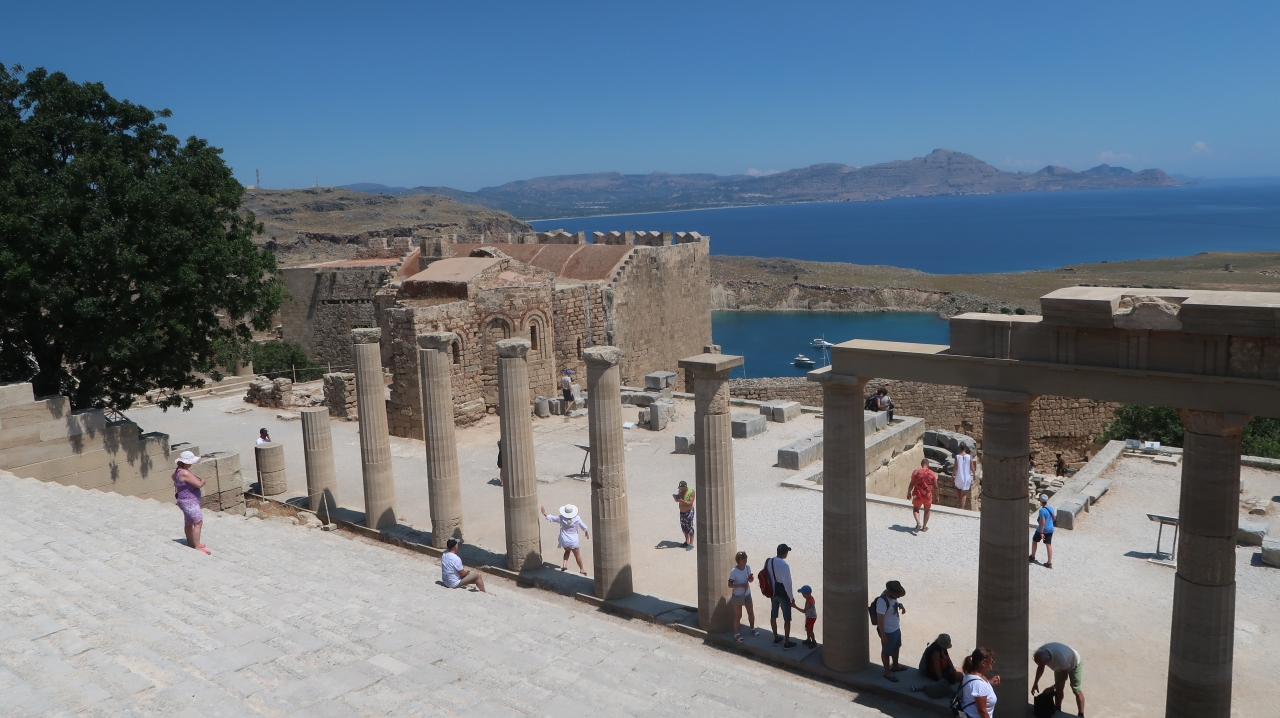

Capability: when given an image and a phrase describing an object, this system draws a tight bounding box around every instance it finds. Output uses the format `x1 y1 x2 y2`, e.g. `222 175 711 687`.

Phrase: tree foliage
0 64 281 410
250 341 325 383
1100 404 1280 459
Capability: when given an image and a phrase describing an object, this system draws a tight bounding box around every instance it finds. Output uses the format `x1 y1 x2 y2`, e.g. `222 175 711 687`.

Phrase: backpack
950 676 978 717
1033 685 1060 718
868 595 897 626
759 558 775 598
865 395 880 411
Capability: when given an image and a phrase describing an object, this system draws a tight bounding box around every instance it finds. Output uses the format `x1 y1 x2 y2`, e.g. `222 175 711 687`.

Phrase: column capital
1178 409 1249 436
678 353 743 377
967 387 1037 406
583 346 622 368
496 338 531 358
807 367 868 389
417 331 458 350
352 327 382 344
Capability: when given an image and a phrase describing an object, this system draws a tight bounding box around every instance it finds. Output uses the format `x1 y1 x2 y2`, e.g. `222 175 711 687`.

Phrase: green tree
250 341 325 383
1100 404 1280 459
0 64 281 410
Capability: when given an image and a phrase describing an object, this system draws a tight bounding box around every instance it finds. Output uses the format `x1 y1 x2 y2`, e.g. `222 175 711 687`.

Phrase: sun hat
936 633 952 649
1039 493 1050 503
798 585 812 595
886 580 906 597
175 450 201 465
559 504 579 520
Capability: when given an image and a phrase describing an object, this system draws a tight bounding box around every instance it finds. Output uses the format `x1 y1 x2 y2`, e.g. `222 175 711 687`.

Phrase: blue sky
5 1 1278 189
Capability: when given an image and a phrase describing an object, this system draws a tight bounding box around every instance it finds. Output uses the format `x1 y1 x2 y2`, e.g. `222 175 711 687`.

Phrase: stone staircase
0 472 897 717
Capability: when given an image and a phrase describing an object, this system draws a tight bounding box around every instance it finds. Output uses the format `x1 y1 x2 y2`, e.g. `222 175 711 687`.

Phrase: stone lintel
417 331 458 350
583 346 622 368
966 387 1037 406
352 328 382 344
829 339 1280 419
496 338 531 358
678 353 743 376
806 366 867 387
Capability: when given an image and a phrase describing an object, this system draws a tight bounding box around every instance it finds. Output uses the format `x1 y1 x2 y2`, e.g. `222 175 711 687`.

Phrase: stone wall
551 283 613 381
729 376 1118 464
280 263 394 367
323 372 357 420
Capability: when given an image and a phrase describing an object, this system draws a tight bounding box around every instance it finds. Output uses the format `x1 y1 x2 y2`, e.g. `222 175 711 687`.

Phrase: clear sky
5 1 1278 189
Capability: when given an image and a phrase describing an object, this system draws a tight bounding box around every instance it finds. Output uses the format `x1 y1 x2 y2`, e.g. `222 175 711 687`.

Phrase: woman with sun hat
172 450 209 554
541 504 590 574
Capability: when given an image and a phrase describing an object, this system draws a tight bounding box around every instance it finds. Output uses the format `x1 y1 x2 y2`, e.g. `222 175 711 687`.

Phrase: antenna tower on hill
255 169 260 189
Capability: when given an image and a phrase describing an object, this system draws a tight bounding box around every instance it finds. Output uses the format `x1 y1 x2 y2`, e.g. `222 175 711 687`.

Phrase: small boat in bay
811 337 835 348
793 354 816 368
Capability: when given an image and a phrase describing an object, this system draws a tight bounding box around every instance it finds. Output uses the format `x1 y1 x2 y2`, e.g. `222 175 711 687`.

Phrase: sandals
734 634 744 642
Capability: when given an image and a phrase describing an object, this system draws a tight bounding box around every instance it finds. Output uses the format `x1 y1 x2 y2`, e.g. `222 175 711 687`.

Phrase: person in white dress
541 504 590 574
954 444 974 510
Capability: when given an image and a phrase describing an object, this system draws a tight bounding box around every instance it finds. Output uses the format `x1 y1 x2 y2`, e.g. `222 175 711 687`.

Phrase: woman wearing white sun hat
172 450 209 554
541 504 590 574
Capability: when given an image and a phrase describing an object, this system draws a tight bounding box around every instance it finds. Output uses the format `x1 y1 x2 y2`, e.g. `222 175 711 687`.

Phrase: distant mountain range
343 149 1179 220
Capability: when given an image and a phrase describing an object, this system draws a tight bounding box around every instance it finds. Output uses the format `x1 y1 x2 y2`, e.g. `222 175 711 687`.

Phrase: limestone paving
0 471 922 717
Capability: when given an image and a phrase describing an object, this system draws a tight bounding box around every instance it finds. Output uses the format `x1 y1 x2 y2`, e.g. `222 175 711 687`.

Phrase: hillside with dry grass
242 187 531 265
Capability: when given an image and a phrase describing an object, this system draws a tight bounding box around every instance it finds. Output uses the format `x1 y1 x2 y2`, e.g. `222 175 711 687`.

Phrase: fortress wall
551 284 612 380
281 264 392 367
729 376 1117 464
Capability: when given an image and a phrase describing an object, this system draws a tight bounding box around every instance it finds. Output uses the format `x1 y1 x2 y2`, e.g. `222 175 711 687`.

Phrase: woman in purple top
172 450 209 554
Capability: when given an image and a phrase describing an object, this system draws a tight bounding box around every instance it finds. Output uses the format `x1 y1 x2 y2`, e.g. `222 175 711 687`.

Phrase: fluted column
254 441 286 496
353 328 396 530
497 338 541 571
678 352 745 632
970 388 1036 708
1166 410 1244 718
418 332 464 548
584 346 632 600
300 407 337 522
811 372 870 672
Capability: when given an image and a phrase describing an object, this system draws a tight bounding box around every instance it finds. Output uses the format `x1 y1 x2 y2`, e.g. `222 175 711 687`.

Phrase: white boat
811 337 835 348
793 354 816 367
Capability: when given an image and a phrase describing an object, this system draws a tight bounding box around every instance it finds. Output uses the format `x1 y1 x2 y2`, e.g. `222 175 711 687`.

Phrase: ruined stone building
278 230 712 436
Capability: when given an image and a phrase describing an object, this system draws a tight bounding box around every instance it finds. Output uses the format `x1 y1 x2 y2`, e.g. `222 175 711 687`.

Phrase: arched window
576 337 583 359
451 340 461 365
530 324 539 352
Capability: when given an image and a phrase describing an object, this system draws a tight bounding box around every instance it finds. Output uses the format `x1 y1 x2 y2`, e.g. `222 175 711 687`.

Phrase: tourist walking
908 458 938 531
172 451 209 555
764 543 796 649
727 551 759 642
914 633 961 698
561 369 574 408
541 504 590 574
673 480 695 549
798 585 817 648
1029 494 1055 568
1032 642 1085 717
954 445 974 510
875 580 908 681
957 647 1000 718
441 538 487 592
256 428 271 445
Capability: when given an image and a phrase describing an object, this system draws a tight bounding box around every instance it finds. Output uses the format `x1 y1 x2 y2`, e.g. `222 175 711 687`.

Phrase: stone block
638 408 650 425
534 396 550 418
731 412 767 439
1054 497 1088 530
645 371 678 390
621 391 656 406
549 398 565 415
1238 519 1268 546
1081 479 1112 505
675 433 695 454
923 445 952 464
779 432 824 470
761 400 801 423
648 401 670 431
1262 536 1280 568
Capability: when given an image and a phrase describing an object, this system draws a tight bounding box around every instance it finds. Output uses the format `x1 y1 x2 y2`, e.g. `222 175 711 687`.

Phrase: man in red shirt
908 458 938 532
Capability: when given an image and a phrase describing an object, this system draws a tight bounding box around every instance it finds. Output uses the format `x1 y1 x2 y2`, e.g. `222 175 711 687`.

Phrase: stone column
254 442 286 496
812 373 870 672
969 388 1036 708
584 346 632 600
678 352 744 632
300 407 337 522
1166 410 1244 718
497 338 541 571
418 332 464 548
353 328 396 530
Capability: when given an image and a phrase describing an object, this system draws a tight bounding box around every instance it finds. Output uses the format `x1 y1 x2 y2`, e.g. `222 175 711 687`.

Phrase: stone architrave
418 332 464 548
969 388 1036 708
584 346 633 600
811 372 870 672
299 407 337 521
678 352 745 632
353 328 396 530
1167 410 1245 718
497 338 542 571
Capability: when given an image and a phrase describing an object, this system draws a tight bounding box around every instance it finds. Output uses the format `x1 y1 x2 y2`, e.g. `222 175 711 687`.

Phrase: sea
529 179 1280 376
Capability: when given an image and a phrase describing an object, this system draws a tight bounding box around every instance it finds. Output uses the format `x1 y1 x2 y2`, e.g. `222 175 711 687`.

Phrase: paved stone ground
0 471 933 717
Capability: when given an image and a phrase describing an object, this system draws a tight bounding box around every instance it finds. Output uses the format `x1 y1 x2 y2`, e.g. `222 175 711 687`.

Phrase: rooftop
498 243 633 282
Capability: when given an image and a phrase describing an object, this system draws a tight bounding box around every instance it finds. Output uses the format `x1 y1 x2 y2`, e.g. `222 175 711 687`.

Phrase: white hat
559 504 578 519
1039 493 1050 503
175 450 201 465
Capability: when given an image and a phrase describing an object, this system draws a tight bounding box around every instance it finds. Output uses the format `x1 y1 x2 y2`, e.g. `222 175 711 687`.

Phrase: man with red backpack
760 543 797 650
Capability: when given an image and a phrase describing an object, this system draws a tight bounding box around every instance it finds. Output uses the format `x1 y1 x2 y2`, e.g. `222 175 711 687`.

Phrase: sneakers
734 633 744 643
782 641 796 650
1028 555 1036 563
751 628 761 637
802 639 817 648
773 636 782 646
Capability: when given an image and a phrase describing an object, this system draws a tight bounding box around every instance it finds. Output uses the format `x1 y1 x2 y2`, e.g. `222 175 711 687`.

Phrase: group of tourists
728 544 818 649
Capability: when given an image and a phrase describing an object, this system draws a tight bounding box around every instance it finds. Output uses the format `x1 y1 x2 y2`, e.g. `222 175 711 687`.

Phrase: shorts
177 498 203 525
804 617 816 632
912 495 933 509
1034 530 1054 545
770 593 792 622
880 629 902 654
562 389 574 403
453 571 482 589
1059 659 1083 691
732 593 752 606
679 509 695 537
